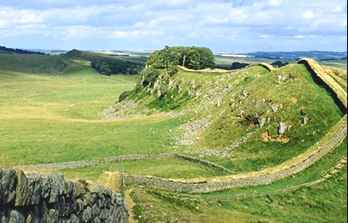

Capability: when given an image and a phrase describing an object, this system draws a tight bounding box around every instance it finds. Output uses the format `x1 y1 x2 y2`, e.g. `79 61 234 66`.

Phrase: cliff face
0 169 128 223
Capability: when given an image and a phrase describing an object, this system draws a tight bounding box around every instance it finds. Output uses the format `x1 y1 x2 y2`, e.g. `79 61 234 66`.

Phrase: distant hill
0 47 145 75
64 49 145 75
0 53 73 74
0 45 45 55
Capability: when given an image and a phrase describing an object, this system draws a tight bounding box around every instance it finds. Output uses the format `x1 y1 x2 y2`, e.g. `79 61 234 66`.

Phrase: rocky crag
0 169 128 223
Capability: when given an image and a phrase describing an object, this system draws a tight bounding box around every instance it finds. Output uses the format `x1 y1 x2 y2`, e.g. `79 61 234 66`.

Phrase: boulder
15 170 29 206
278 122 287 135
302 116 309 126
9 210 25 223
0 169 17 205
257 117 266 128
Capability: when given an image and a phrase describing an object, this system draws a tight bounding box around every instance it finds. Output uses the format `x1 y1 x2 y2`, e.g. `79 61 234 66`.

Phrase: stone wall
256 63 275 71
0 169 128 223
177 65 232 73
174 154 233 173
298 58 347 110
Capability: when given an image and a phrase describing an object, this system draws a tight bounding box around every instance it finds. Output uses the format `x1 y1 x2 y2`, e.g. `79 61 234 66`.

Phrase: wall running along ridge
298 58 347 110
256 63 275 71
0 169 128 223
177 65 232 73
116 59 347 193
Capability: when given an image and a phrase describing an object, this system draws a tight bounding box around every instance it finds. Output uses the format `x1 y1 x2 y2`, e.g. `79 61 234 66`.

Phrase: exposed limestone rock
257 117 266 128
9 210 25 223
241 89 249 98
270 104 279 112
0 169 128 223
177 118 210 146
302 116 309 126
278 122 287 135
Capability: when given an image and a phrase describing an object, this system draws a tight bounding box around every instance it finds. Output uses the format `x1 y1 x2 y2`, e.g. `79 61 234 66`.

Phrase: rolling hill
0 46 346 223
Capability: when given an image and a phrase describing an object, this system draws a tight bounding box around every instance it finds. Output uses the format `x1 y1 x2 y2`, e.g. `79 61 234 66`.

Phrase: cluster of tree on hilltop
0 45 45 55
147 46 215 70
91 57 143 75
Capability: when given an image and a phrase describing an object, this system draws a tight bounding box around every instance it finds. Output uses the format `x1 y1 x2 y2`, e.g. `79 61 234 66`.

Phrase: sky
0 0 346 52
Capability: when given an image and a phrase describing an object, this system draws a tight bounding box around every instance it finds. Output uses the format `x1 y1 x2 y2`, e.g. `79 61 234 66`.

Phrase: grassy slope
128 64 343 172
200 64 343 171
0 66 182 166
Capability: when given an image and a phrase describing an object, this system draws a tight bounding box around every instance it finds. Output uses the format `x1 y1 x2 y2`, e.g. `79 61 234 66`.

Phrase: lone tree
147 46 215 70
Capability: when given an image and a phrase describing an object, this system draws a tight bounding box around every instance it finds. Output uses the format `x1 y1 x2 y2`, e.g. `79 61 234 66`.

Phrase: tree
146 46 215 70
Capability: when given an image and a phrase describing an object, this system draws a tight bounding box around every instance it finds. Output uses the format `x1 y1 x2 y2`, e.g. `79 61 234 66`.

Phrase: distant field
321 59 347 70
215 55 347 70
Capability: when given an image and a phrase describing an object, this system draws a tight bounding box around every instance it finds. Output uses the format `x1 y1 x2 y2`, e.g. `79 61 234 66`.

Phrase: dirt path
124 189 137 223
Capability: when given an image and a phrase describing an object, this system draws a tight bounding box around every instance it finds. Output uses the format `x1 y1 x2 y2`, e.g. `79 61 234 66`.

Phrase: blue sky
0 0 346 52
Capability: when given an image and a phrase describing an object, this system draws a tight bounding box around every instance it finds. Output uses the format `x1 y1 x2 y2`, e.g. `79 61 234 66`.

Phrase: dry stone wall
298 58 347 110
0 169 128 223
256 63 275 71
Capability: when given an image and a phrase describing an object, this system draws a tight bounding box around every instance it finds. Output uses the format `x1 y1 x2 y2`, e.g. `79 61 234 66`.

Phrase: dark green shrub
140 68 161 87
167 65 178 76
118 91 130 102
146 46 215 70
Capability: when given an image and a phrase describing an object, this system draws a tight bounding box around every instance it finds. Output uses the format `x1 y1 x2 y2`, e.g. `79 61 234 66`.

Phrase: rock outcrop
0 169 128 223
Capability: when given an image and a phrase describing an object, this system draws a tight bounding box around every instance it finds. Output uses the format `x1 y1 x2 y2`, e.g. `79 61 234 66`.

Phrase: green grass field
0 57 346 222
0 66 184 167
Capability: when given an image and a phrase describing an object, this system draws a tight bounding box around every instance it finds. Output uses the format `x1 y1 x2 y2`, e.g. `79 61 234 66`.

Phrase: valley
0 47 346 223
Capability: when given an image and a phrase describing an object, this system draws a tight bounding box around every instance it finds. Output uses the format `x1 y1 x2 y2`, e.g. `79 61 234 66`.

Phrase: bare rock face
302 116 309 126
270 104 279 112
257 117 266 128
0 169 128 223
278 122 287 135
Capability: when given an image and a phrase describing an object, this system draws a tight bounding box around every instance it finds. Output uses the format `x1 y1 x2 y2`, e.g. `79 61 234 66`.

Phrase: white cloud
259 34 271 39
111 29 163 39
156 0 192 6
0 0 346 51
268 0 284 7
62 26 100 39
303 10 315 19
293 35 305 39
0 7 43 28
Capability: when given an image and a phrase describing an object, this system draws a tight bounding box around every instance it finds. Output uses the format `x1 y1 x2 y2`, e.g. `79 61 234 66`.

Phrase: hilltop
0 45 45 55
0 46 146 75
114 47 344 152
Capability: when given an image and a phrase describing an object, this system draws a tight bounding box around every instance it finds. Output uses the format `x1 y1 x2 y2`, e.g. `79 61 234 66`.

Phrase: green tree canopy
147 46 215 70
